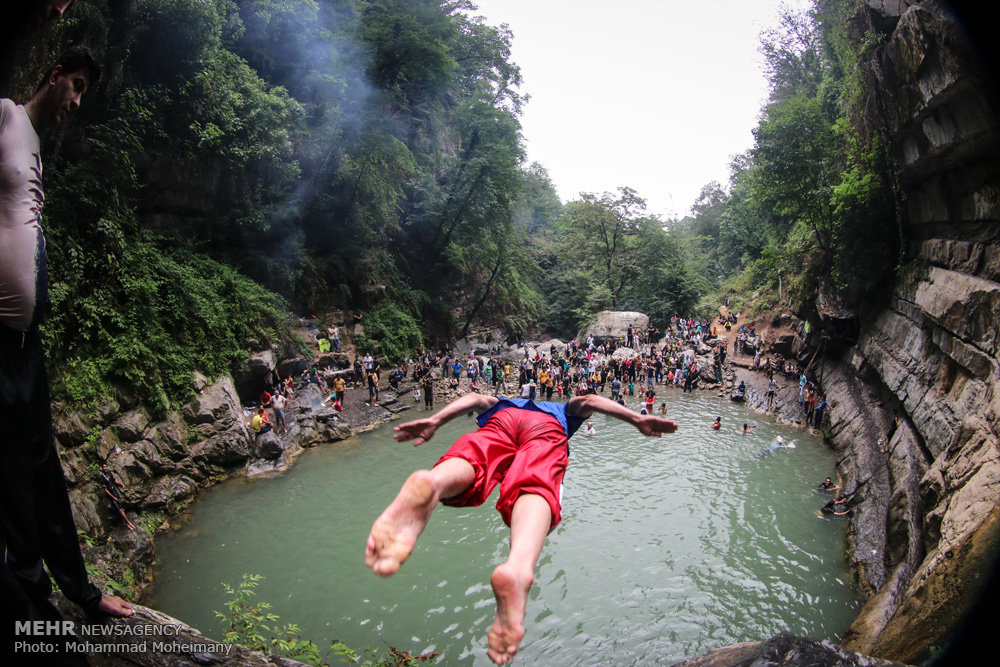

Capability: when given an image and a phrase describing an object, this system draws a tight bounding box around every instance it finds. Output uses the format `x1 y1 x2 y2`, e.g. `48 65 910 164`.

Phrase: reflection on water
150 391 860 665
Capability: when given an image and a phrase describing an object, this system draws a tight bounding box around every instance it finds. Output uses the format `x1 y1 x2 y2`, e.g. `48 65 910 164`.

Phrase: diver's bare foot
365 470 436 576
487 562 532 664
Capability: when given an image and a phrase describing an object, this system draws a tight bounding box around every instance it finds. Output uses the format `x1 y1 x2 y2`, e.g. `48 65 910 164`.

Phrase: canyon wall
818 1 999 662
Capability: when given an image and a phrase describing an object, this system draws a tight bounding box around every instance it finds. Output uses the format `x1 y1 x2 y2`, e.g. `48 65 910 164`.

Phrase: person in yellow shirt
333 375 346 404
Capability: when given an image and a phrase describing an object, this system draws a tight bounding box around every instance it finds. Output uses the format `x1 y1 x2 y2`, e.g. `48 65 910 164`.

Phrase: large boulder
143 475 199 510
190 430 252 467
534 339 564 359
254 431 284 460
181 377 243 426
579 311 649 345
112 410 149 443
277 355 310 380
233 349 278 402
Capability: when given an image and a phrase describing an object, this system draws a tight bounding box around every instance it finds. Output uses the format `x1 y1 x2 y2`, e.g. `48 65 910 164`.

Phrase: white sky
472 0 811 219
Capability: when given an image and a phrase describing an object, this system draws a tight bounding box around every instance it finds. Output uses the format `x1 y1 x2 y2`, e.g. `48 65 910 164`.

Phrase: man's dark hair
35 44 101 92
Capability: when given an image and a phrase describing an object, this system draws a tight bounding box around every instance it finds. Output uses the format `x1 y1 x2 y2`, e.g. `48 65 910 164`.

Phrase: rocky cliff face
813 2 1000 662
53 361 368 599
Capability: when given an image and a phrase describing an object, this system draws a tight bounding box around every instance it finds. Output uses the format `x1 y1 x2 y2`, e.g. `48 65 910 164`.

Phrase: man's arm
566 394 678 437
393 392 499 446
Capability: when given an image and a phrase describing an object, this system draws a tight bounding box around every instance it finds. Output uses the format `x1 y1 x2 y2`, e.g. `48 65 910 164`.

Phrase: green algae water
149 391 860 665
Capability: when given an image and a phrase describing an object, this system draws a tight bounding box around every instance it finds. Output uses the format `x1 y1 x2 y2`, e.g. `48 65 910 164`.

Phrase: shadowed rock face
671 632 909 667
814 2 1000 664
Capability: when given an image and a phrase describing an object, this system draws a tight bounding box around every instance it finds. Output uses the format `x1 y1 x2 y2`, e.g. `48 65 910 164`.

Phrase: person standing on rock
365 392 678 665
272 391 288 435
1 46 134 661
332 375 346 406
422 374 434 410
766 377 779 411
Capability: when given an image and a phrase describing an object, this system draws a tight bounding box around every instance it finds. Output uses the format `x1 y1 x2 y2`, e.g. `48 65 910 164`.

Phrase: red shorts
435 407 569 529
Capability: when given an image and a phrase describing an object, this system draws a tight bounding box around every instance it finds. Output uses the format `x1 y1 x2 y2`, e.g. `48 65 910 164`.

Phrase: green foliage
703 0 904 321
539 188 707 335
828 132 899 306
217 574 437 666
43 235 292 416
329 642 439 666
352 303 423 364
216 574 322 664
106 567 137 599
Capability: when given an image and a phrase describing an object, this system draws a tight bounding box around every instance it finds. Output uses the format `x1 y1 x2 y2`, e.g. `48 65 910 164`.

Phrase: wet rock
190 430 252 467
254 430 284 460
94 398 121 425
68 488 102 537
276 355 307 380
125 438 176 475
53 411 92 448
191 371 211 391
58 447 90 487
316 352 351 369
671 631 908 667
145 412 189 462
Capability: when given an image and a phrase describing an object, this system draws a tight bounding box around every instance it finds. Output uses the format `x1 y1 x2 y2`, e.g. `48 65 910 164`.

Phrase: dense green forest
7 0 899 414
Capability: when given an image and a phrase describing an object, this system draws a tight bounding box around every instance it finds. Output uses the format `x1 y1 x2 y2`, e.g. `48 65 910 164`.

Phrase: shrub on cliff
352 302 424 365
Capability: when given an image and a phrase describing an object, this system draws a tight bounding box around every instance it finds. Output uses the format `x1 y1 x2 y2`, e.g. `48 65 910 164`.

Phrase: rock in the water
255 430 283 460
671 631 909 667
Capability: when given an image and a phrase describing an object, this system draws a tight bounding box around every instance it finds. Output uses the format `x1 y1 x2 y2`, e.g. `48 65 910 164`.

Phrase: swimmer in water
742 423 756 434
659 402 667 414
819 477 840 492
711 417 721 430
583 421 596 436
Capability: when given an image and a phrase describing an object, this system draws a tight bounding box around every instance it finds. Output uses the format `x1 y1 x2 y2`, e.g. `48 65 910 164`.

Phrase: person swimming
742 423 756 434
711 417 721 430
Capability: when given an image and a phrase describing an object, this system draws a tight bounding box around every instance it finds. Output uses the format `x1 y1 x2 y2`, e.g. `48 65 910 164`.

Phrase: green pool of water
149 391 860 665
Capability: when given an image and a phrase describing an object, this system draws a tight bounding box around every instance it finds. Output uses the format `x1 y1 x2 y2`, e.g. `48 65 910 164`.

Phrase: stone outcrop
233 349 278 402
56 602 310 666
787 2 1000 664
54 361 387 602
671 632 907 667
578 310 649 344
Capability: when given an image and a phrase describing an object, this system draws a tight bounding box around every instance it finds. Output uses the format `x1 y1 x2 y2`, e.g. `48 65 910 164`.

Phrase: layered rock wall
821 2 1000 662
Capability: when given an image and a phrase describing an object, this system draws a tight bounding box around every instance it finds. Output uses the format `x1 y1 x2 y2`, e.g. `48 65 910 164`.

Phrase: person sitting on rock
365 392 678 665
251 407 272 435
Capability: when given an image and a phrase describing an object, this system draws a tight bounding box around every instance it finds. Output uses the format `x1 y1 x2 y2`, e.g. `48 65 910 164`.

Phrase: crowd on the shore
245 317 732 436
248 311 839 441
